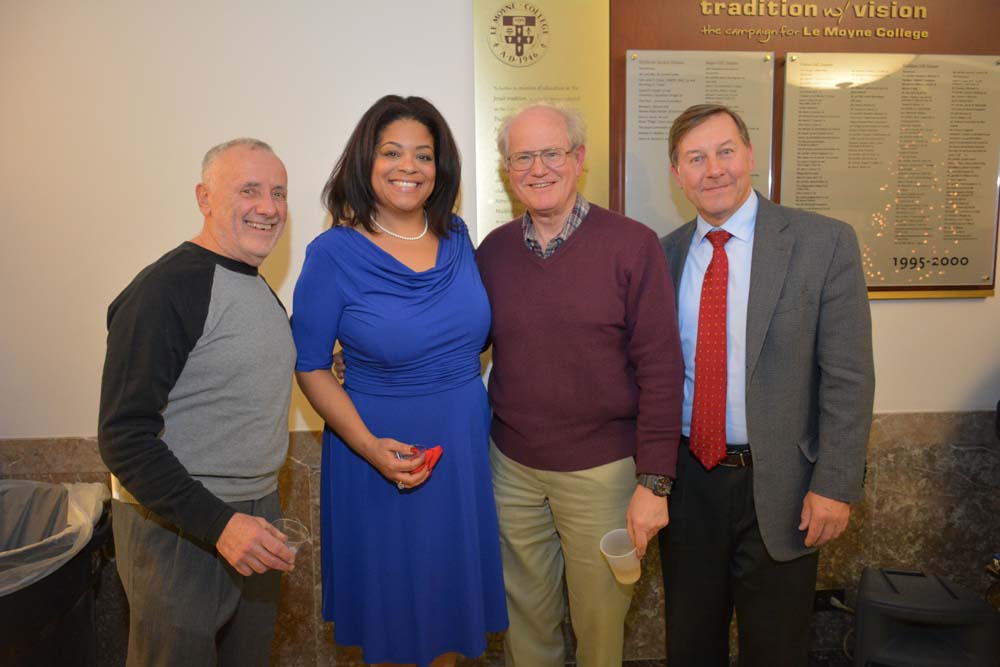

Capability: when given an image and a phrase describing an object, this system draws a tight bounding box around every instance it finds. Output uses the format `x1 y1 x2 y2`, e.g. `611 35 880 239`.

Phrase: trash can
854 567 1000 666
0 480 111 667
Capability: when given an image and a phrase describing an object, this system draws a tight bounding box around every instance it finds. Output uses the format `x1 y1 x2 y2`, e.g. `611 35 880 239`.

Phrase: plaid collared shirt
521 193 591 259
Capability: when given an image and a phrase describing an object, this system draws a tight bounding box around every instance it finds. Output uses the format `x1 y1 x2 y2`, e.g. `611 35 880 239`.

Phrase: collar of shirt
692 189 758 246
521 193 590 258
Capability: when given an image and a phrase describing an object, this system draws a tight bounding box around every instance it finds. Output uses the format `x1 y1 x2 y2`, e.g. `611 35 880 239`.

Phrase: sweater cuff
202 503 238 545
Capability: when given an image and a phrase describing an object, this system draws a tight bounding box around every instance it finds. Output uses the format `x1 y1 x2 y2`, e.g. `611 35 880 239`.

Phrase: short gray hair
496 102 587 157
201 137 274 182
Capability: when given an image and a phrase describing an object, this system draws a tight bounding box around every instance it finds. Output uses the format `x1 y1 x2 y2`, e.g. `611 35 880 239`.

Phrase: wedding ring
397 481 405 490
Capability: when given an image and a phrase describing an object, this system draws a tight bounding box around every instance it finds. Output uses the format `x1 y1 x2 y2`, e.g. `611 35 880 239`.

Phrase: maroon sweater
476 204 683 476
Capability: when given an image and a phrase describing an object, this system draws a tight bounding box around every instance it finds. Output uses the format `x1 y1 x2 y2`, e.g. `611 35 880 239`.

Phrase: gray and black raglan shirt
99 242 295 545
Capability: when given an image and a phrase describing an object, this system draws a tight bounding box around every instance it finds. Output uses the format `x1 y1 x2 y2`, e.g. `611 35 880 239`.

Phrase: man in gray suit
657 104 874 666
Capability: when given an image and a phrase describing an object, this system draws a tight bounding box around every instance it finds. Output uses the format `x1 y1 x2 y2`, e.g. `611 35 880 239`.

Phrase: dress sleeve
292 240 345 372
98 266 236 544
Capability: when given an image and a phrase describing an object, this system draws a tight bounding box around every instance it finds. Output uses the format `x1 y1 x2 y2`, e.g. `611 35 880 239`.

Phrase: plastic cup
600 528 641 585
271 518 310 555
395 446 426 461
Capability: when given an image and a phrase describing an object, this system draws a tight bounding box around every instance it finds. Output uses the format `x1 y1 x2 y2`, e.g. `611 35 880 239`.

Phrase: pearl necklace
372 212 428 241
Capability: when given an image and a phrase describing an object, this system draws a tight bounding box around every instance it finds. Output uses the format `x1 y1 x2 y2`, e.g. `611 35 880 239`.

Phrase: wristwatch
637 474 673 497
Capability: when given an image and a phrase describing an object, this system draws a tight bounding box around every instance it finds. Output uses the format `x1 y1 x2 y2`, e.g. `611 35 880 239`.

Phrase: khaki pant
490 443 636 667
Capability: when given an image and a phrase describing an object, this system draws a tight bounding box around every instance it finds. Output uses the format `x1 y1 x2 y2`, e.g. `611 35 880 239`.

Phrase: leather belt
718 448 752 468
680 436 753 468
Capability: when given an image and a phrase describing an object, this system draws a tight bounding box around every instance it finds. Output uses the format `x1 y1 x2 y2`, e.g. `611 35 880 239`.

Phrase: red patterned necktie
690 229 732 470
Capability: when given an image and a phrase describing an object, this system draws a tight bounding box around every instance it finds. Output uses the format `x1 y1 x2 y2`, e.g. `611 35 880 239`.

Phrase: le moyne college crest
488 2 550 67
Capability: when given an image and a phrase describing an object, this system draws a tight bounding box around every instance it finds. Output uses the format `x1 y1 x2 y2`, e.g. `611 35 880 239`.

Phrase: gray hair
201 137 275 182
496 102 587 157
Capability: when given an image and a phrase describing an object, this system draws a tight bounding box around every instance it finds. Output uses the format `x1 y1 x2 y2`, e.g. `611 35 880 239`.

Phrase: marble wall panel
0 436 105 478
2 409 998 665
273 454 316 667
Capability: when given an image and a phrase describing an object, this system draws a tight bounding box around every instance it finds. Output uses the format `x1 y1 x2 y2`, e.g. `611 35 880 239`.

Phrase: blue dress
292 217 507 666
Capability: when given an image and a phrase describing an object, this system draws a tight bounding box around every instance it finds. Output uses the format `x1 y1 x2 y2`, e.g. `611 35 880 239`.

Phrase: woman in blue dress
292 95 507 667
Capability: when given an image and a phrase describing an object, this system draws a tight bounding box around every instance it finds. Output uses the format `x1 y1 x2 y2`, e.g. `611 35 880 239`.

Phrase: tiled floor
614 658 849 666
602 652 852 666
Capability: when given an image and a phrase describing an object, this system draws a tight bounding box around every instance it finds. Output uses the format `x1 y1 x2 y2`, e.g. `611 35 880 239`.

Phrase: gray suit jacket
662 193 875 561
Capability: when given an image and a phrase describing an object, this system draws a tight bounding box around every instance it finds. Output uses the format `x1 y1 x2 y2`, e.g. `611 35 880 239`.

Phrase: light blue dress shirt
677 191 757 444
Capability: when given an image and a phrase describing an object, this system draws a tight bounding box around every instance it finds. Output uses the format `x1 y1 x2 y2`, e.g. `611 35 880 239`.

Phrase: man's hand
216 513 295 576
626 485 669 559
799 491 851 548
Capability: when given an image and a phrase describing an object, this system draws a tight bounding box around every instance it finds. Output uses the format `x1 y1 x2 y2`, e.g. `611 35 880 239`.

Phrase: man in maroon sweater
476 103 684 667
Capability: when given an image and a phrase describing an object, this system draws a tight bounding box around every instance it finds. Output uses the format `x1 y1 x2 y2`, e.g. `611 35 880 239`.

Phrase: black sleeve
98 260 235 544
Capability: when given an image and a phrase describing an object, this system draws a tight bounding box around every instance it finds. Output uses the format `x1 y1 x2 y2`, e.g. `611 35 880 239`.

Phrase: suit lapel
664 220 697 297
745 195 792 381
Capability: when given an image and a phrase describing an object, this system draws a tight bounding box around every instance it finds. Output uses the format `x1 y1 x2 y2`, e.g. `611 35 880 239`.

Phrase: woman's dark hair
322 95 461 237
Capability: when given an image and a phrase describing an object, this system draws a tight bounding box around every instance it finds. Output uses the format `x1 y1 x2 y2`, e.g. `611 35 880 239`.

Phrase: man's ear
195 183 211 216
573 144 587 176
670 164 682 189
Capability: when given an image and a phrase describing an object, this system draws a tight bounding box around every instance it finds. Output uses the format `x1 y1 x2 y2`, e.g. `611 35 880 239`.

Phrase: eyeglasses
506 147 575 172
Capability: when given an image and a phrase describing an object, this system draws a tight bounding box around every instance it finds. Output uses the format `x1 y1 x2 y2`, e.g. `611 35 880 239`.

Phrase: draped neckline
343 226 443 275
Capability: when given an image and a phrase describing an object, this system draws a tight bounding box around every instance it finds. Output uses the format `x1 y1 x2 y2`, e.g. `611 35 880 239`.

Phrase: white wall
1 0 476 436
2 1 998 438
871 295 1000 412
